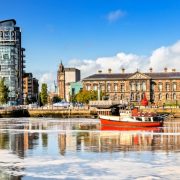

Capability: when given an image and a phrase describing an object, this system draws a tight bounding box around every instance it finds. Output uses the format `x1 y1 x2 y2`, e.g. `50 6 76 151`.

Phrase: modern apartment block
23 73 39 104
57 62 81 101
0 19 25 105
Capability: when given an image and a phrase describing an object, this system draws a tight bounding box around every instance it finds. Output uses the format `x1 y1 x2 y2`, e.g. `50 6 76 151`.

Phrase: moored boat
98 106 164 128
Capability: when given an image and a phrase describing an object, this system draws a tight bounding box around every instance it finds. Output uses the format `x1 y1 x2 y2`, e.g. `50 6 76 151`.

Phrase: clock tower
57 61 65 99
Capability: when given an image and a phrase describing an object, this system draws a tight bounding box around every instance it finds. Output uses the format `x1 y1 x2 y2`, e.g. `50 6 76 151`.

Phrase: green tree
40 83 48 105
51 95 61 104
74 90 105 104
0 78 9 105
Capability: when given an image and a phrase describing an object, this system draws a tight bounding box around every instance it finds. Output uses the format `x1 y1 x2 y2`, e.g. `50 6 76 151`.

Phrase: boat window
136 117 142 121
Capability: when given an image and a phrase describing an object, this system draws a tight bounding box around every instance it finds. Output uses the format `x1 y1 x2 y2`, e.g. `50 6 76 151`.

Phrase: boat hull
100 118 163 127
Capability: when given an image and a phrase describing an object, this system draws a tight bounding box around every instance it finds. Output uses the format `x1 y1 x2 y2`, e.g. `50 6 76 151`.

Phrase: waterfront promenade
0 106 179 118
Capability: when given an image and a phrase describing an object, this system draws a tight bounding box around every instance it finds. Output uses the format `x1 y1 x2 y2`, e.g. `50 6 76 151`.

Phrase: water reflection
0 118 180 179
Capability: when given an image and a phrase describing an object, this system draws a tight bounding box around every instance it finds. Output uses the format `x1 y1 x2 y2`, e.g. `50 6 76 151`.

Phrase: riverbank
0 108 97 118
0 107 179 118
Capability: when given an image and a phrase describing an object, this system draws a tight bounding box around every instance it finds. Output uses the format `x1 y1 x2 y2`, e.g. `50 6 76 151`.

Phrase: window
173 93 176 100
86 84 91 91
121 94 124 100
158 83 162 91
166 93 169 100
159 93 162 100
107 84 111 92
172 83 177 91
142 82 146 91
137 82 141 91
166 83 170 91
93 84 97 91
114 84 118 92
130 93 134 101
120 84 125 92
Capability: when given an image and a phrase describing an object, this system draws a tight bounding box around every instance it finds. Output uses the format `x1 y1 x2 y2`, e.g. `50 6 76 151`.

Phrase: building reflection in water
57 123 180 153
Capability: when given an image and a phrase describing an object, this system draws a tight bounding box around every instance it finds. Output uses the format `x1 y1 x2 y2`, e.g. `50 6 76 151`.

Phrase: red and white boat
99 108 163 128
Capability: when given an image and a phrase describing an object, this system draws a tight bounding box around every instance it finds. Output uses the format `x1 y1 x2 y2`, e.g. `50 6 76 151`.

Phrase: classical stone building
57 61 81 101
83 68 180 105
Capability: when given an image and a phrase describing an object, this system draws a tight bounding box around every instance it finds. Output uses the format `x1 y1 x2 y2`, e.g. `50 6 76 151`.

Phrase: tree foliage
51 95 61 104
72 90 105 104
0 78 9 104
40 83 48 105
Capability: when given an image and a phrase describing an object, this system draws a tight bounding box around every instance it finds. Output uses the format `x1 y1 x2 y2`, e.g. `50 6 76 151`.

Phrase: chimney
172 68 176 72
121 68 125 73
108 68 112 74
164 67 168 72
149 67 153 73
98 70 102 74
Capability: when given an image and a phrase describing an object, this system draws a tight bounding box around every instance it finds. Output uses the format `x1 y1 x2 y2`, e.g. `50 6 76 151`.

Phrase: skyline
1 0 180 90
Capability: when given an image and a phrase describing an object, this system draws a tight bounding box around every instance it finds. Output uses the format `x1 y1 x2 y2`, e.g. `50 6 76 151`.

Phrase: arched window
166 93 169 100
173 93 176 100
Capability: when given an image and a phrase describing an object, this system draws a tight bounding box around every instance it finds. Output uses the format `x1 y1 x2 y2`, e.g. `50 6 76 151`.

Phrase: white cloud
36 41 180 91
68 41 180 78
37 72 56 92
106 9 126 23
149 41 180 71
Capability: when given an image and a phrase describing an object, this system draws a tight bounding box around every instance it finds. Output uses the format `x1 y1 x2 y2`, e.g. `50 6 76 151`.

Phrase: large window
142 82 146 91
173 93 176 100
158 83 163 91
93 84 98 91
159 93 162 100
166 93 169 100
137 82 141 91
166 83 170 91
120 84 125 92
114 83 118 92
172 83 177 91
107 83 111 92
86 84 91 91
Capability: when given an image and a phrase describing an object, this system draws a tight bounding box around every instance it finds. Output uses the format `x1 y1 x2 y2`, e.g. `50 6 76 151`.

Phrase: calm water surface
0 118 180 180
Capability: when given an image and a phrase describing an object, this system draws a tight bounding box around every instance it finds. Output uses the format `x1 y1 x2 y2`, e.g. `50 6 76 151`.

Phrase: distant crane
54 80 57 93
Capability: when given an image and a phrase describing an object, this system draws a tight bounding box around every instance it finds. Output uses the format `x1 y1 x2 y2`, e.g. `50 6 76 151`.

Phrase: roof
0 19 16 26
83 72 180 81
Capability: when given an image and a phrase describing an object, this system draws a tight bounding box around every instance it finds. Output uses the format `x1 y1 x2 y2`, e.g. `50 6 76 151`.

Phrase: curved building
0 19 25 105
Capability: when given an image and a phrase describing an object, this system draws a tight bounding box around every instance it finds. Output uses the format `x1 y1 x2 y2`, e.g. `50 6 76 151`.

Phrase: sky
1 0 180 90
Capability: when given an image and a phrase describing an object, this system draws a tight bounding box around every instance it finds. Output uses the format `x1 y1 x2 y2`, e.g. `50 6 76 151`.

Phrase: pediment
128 72 151 80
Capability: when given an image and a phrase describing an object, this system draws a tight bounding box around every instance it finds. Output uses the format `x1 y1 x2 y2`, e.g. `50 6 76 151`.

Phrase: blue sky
1 0 180 88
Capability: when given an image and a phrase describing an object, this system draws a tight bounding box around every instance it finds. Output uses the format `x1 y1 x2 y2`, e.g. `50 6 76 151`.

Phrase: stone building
57 61 81 101
83 68 180 105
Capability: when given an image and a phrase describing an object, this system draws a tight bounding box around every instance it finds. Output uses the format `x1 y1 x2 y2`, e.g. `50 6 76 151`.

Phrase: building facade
69 81 83 97
57 62 81 101
83 68 180 105
0 19 25 104
23 73 39 104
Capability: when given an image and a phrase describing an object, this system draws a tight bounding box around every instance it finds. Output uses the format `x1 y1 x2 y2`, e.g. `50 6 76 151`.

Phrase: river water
0 118 180 180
